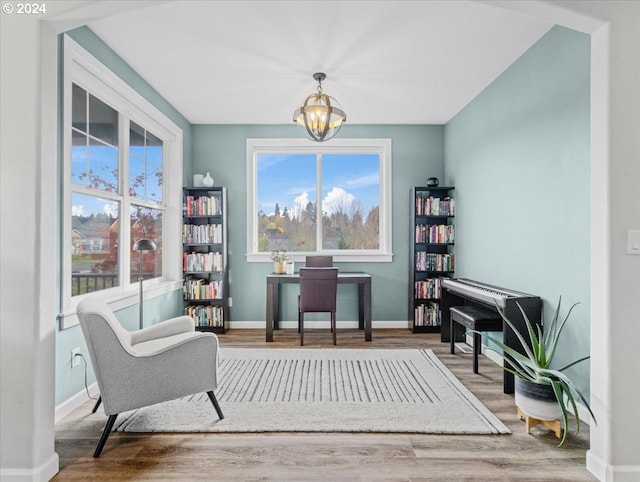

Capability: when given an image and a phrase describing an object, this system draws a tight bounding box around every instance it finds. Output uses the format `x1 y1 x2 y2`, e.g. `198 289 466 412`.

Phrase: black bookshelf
182 186 229 333
409 186 455 333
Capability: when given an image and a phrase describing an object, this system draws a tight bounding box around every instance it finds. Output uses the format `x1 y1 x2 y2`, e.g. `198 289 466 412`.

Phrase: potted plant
270 249 290 274
482 297 596 446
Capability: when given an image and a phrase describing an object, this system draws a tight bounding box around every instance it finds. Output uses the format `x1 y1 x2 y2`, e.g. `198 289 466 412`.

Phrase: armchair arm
130 315 195 346
99 333 220 415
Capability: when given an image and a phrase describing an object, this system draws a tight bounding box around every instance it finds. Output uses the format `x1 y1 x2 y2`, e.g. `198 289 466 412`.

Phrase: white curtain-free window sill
246 253 393 263
58 279 182 330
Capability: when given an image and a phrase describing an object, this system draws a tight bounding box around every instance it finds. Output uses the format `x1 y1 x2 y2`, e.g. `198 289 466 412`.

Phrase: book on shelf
414 277 442 299
183 278 223 300
183 251 223 272
184 304 224 328
415 252 455 272
183 194 222 216
414 301 441 327
182 223 223 244
415 195 455 216
415 224 454 244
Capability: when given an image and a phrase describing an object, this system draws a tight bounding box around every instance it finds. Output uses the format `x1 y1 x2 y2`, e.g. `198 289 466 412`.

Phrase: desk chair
298 267 339 345
305 255 333 267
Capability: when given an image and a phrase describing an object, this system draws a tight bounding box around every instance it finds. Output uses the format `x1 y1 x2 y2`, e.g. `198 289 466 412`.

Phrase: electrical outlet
228 297 232 307
71 348 81 368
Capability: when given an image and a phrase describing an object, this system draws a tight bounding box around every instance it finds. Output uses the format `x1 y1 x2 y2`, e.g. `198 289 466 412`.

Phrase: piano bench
450 305 502 374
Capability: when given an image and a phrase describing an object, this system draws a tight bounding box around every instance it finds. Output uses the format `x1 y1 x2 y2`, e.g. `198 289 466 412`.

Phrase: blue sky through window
257 153 380 219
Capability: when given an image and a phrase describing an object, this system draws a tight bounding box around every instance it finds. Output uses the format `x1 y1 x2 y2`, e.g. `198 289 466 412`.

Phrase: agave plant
483 297 596 446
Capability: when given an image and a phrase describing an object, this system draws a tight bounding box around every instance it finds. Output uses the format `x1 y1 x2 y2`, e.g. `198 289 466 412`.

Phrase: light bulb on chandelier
293 72 346 142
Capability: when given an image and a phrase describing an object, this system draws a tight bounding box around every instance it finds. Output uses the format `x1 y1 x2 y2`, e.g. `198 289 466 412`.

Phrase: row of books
183 252 223 272
184 305 224 328
182 223 223 244
415 252 455 272
415 277 442 300
415 195 455 216
183 278 223 300
183 195 222 216
416 224 454 244
414 302 441 327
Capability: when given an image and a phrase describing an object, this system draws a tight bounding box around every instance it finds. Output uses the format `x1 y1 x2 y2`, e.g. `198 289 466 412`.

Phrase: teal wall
444 26 591 393
192 124 444 323
55 291 183 404
55 28 192 406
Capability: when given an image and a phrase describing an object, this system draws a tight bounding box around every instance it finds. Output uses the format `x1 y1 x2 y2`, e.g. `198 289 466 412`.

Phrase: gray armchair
76 298 223 457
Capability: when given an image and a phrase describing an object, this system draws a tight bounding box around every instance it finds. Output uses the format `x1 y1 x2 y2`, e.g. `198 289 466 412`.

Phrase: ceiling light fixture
293 72 346 142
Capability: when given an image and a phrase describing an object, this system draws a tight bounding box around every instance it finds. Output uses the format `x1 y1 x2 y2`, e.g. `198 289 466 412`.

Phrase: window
61 36 183 329
247 138 392 262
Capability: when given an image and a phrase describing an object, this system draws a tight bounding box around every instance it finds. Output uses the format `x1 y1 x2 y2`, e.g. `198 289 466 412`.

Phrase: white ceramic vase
202 172 214 187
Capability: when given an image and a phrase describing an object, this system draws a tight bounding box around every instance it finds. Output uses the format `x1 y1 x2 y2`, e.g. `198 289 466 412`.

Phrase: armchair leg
94 414 118 458
207 391 224 420
91 396 102 413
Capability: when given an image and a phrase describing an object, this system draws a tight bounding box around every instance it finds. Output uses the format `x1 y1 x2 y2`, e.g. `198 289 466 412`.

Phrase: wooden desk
266 272 372 342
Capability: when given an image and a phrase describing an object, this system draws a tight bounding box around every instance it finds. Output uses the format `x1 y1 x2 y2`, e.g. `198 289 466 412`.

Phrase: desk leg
266 282 278 342
362 279 372 341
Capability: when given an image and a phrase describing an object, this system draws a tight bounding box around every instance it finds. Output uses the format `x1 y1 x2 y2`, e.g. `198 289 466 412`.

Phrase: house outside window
246 138 392 262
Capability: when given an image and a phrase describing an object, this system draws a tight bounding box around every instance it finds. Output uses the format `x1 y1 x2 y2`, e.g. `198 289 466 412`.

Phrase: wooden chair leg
332 312 337 345
91 396 102 413
207 391 224 420
299 312 304 346
94 414 118 458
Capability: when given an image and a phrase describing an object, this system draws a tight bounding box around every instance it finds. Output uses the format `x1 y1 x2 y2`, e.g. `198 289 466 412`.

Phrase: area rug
114 348 509 434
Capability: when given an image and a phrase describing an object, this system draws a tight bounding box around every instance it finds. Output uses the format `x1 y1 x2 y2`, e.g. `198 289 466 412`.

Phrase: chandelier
293 72 346 142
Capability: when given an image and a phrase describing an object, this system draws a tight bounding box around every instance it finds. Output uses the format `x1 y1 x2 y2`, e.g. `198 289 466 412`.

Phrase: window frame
60 35 183 329
246 138 393 262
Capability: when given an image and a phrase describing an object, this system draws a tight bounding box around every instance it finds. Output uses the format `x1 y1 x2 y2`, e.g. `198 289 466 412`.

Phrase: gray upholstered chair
298 267 339 346
305 255 333 267
76 298 223 457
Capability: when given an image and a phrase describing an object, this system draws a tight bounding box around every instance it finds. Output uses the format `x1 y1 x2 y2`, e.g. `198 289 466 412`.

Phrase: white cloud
322 187 357 215
346 173 379 188
72 205 84 217
290 191 310 220
103 203 118 217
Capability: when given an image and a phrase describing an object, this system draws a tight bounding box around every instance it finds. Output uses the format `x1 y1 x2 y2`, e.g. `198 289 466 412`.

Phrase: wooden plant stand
517 407 562 439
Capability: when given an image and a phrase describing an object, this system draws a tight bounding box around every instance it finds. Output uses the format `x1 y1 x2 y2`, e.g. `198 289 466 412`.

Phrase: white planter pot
515 378 562 421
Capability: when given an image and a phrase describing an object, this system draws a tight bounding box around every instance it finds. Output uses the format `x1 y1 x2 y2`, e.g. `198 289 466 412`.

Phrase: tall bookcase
409 186 455 333
182 186 229 333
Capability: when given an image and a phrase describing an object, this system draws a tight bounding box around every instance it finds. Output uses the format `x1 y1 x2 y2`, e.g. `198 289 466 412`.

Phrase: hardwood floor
54 329 595 481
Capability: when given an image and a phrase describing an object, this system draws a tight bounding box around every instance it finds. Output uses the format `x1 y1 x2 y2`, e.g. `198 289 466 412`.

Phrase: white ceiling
87 0 554 125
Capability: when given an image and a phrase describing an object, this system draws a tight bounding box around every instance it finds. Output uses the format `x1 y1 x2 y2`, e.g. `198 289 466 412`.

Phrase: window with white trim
246 138 392 262
61 36 183 329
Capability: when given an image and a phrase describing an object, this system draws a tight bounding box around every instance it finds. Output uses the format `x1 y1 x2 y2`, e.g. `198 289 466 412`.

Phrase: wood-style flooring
54 329 595 481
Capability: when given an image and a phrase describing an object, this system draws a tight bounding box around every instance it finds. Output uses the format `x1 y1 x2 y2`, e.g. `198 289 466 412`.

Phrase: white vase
202 172 214 187
193 174 204 187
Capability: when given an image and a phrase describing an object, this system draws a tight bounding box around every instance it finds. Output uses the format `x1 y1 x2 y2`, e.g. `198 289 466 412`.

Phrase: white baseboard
55 382 99 423
228 320 410 329
0 452 59 482
587 451 640 482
